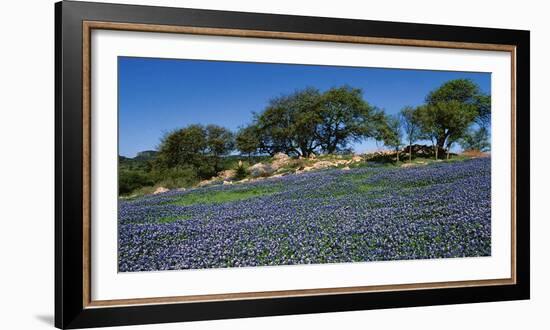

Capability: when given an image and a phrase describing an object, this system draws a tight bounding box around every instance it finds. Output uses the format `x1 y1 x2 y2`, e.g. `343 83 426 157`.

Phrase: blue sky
119 57 490 157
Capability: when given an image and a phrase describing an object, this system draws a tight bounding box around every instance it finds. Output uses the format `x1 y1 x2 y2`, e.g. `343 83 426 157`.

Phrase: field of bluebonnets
118 157 491 272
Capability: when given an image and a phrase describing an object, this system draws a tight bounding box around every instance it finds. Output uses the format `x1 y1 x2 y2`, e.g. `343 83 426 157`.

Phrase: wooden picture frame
55 1 530 328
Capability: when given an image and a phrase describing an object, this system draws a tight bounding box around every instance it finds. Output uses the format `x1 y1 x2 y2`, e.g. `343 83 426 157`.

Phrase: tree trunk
408 142 412 162
446 150 450 160
435 135 447 160
434 145 438 160
436 136 446 150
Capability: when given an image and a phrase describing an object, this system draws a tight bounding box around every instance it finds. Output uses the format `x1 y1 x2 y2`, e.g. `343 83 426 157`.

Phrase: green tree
380 114 403 163
205 124 234 170
290 88 323 157
249 86 383 156
460 127 491 152
235 125 261 162
156 124 207 169
315 86 383 154
399 106 422 162
234 161 247 180
118 170 154 195
426 78 491 129
156 124 234 179
252 88 322 157
473 94 491 129
417 101 477 160
205 124 234 157
417 79 487 159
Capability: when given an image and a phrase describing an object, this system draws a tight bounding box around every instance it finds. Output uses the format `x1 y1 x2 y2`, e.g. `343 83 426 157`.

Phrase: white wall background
0 0 546 329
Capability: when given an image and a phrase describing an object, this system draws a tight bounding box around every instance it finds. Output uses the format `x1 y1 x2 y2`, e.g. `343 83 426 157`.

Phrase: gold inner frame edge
81 20 517 308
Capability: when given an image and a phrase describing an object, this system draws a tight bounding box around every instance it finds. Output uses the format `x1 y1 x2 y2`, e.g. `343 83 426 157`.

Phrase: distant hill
119 150 157 171
134 150 158 161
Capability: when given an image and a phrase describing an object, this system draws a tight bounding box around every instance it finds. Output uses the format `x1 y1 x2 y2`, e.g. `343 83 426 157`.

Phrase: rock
402 144 445 157
153 187 169 194
273 152 290 161
218 169 236 180
177 187 187 191
401 163 416 168
271 153 292 170
309 153 316 159
342 166 351 171
222 180 233 185
248 163 275 177
351 155 362 163
197 178 217 187
312 160 337 170
237 178 250 183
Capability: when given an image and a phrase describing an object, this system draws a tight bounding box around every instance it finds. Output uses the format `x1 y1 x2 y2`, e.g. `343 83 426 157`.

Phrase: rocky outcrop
402 144 431 156
271 153 292 170
217 169 236 180
248 162 276 178
153 187 169 194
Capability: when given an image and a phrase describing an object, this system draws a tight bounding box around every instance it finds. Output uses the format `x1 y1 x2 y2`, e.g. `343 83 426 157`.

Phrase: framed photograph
55 1 530 328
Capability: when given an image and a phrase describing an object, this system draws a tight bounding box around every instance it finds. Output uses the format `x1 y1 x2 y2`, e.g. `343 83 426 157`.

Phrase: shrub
234 163 247 180
151 166 199 189
119 170 154 195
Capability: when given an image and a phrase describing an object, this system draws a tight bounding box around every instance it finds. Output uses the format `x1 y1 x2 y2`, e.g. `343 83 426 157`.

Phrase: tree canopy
460 127 491 152
237 86 384 157
156 80 490 173
250 88 322 157
379 114 403 162
316 86 384 154
416 79 490 159
426 78 490 128
156 124 234 178
235 125 261 160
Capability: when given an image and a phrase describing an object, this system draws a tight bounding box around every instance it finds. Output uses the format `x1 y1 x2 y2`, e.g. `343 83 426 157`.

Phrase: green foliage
205 124 235 157
119 170 154 195
118 79 492 197
290 88 324 156
156 124 207 168
460 127 491 152
316 86 384 154
240 86 384 157
474 94 491 129
235 125 261 159
420 101 477 147
169 185 282 206
416 79 488 159
156 124 234 179
250 87 322 157
150 166 199 189
234 162 247 180
400 106 422 161
119 152 199 196
422 79 491 152
426 79 481 104
379 114 403 152
119 152 156 171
